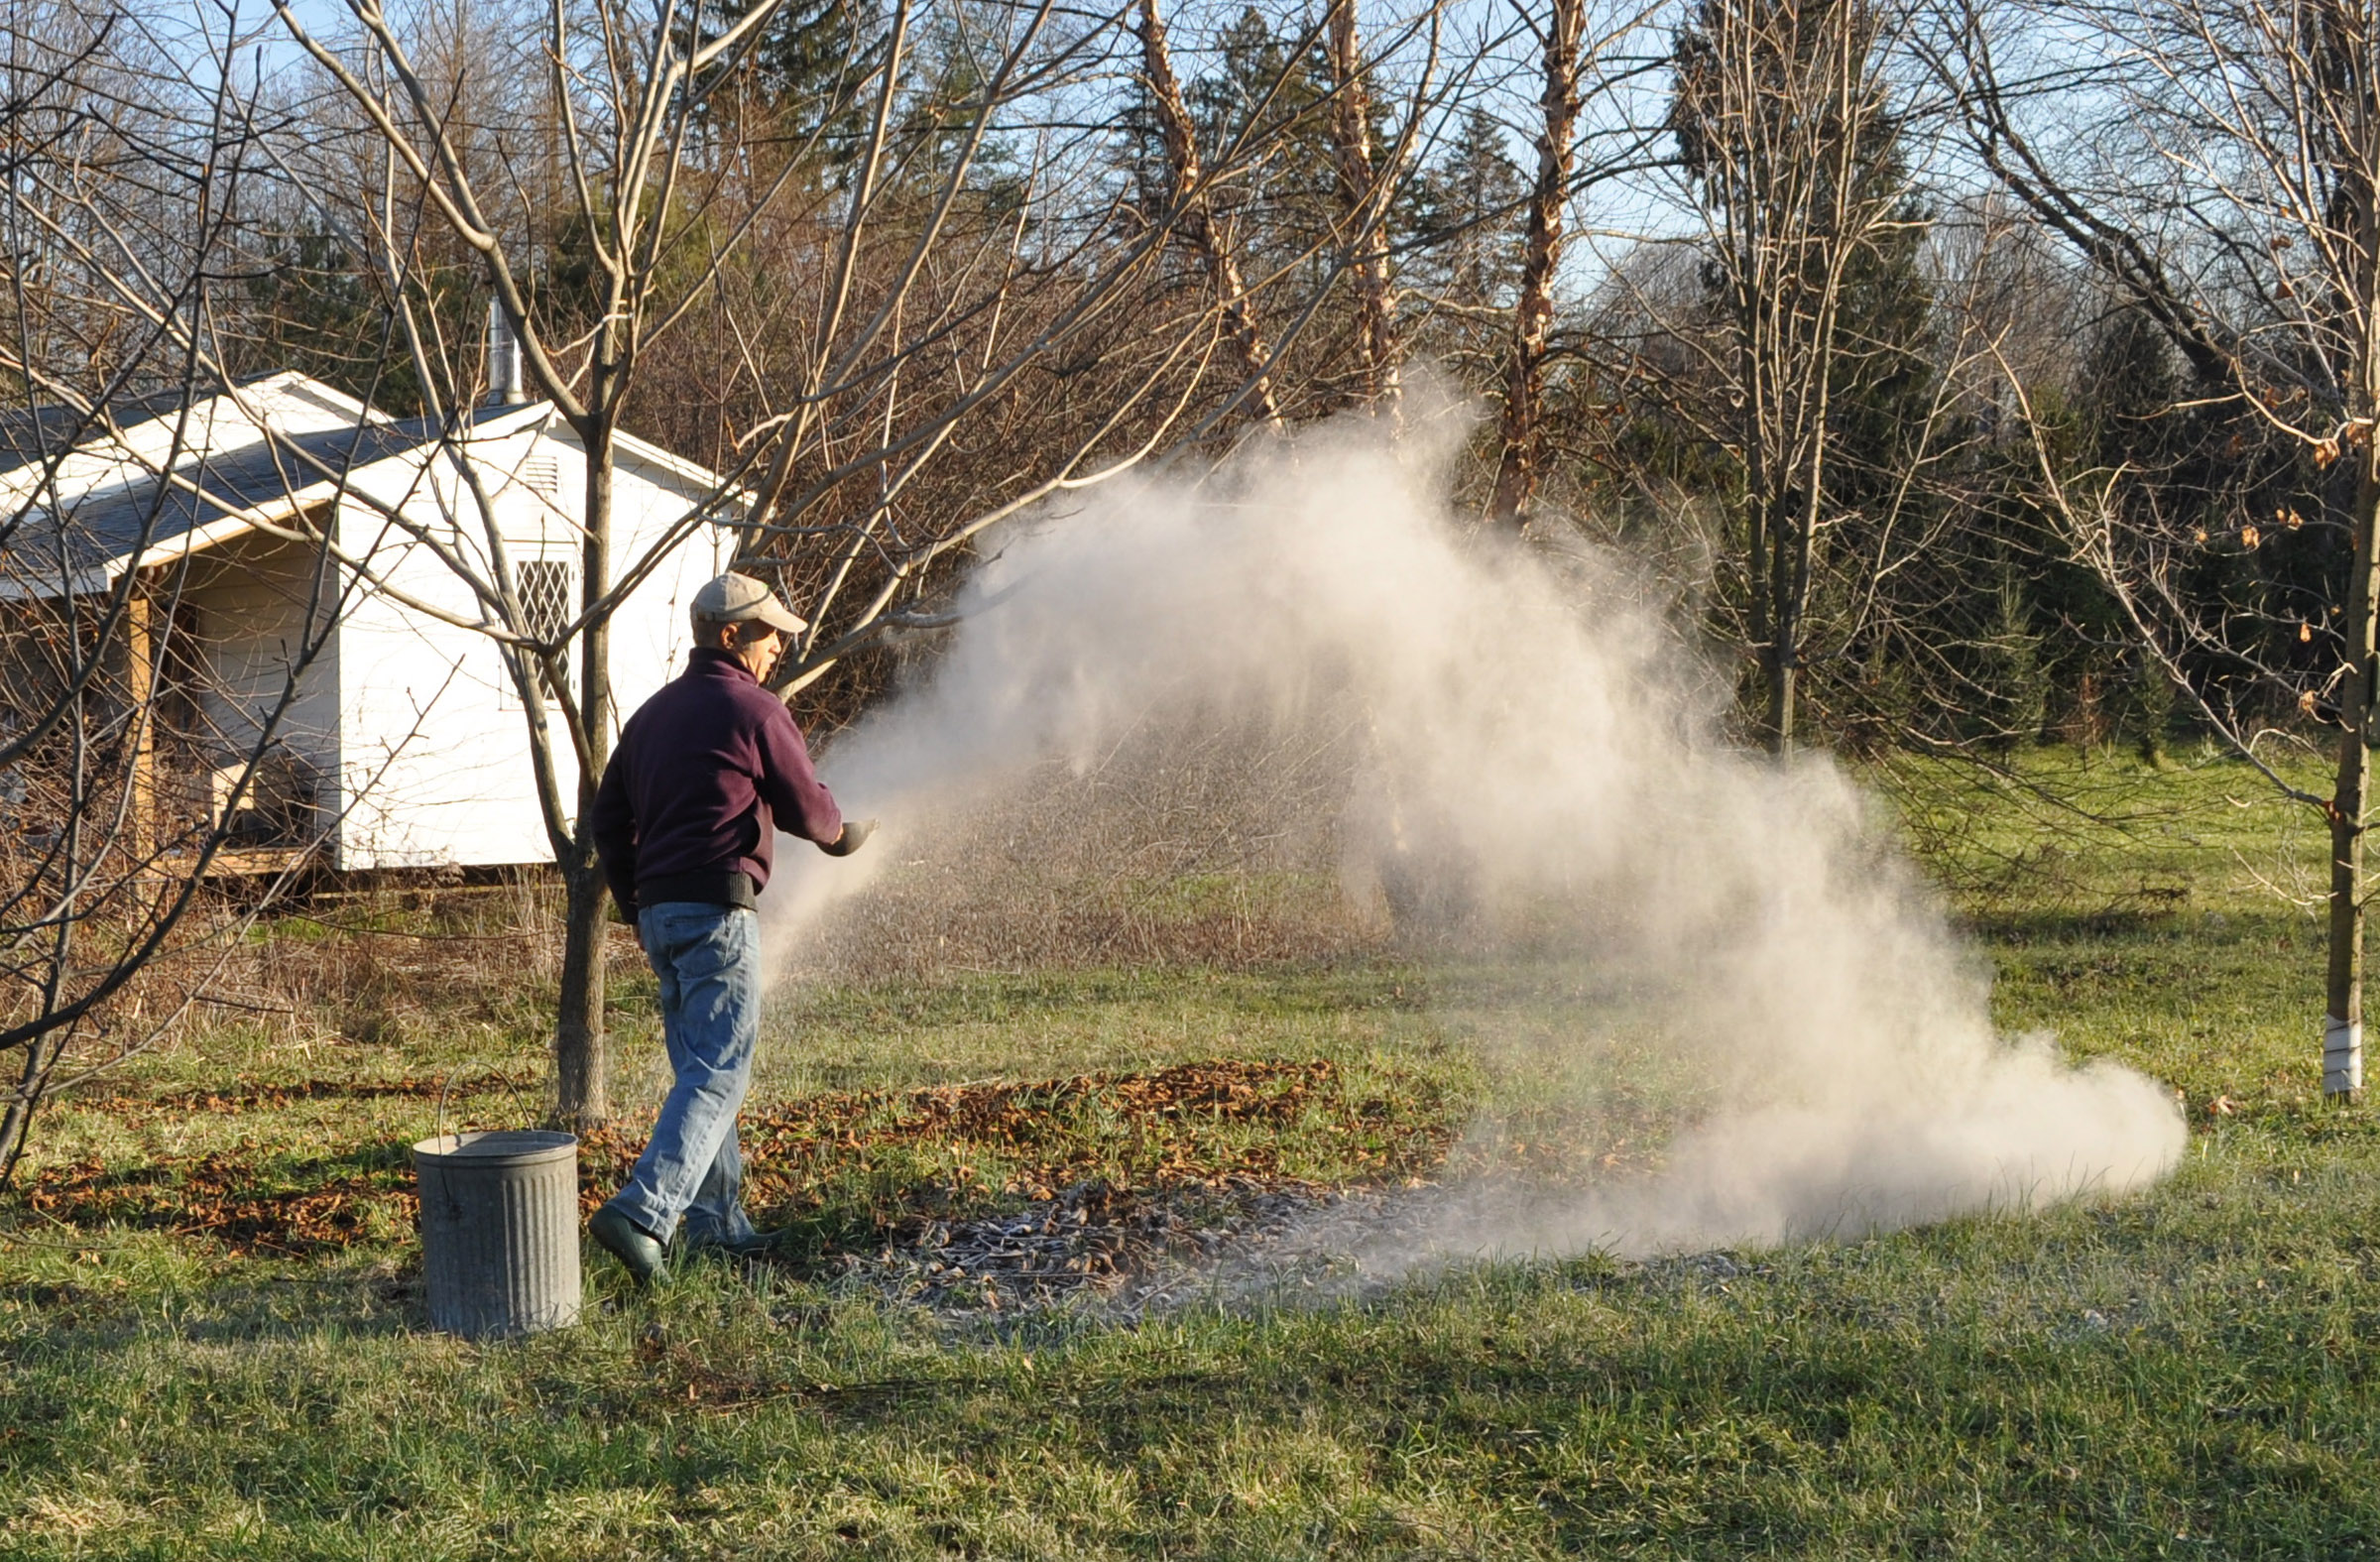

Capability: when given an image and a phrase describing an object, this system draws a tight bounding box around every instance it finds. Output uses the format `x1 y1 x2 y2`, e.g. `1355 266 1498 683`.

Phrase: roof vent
487 300 524 407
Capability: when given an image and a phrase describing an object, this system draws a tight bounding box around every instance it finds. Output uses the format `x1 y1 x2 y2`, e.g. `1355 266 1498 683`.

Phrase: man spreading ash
587 572 873 1283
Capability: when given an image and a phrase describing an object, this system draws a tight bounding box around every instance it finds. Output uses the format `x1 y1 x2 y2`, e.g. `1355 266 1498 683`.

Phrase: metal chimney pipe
487 299 524 406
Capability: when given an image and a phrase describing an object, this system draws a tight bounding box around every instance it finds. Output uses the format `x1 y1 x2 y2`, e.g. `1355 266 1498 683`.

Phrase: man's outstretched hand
819 819 877 857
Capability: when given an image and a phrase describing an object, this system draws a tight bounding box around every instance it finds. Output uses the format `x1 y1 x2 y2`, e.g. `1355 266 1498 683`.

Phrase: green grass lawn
5 747 2379 1558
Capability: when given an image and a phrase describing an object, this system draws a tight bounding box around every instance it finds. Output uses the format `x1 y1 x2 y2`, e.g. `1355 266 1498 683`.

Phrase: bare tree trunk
1325 0 1398 406
1137 0 1281 425
553 425 617 1127
0 1032 60 1187
1673 0 1876 755
2327 454 2379 1098
1760 479 1824 754
1488 0 1583 528
2318 0 2376 1099
553 856 610 1123
0 790 74 1185
1948 0 2380 1097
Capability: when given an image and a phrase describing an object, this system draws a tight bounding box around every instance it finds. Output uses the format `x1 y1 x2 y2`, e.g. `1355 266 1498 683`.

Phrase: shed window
517 558 573 701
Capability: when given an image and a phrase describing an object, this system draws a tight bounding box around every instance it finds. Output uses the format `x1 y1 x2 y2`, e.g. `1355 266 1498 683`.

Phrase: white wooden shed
0 371 733 872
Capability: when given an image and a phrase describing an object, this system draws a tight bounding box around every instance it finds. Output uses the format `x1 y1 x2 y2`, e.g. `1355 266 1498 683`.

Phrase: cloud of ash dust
758 394 2186 1262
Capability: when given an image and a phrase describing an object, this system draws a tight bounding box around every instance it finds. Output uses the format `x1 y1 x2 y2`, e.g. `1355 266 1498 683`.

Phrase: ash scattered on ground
815 1175 1764 1320
822 1176 1356 1316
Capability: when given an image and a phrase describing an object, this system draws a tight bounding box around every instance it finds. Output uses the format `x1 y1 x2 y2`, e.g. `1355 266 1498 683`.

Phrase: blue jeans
604 901 763 1249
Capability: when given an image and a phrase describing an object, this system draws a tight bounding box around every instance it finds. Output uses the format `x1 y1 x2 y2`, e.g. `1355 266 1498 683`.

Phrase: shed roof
5 420 433 589
0 373 738 600
0 391 189 478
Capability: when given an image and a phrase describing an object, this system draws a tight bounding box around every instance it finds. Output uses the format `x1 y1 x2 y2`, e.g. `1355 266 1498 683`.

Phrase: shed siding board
605 443 729 728
328 429 724 870
333 454 550 870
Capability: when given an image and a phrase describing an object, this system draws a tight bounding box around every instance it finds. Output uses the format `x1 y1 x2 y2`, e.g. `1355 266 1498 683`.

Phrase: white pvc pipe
2325 1015 2362 1095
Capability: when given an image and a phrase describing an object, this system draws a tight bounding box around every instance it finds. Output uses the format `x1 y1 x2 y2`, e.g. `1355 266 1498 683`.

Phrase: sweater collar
688 646 758 684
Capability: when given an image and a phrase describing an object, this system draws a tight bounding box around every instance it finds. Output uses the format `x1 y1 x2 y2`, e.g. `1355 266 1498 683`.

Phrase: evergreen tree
2073 305 2188 749
237 226 439 417
1401 107 1526 308
2079 300 2340 741
714 0 887 167
1185 6 1368 292
1971 558 2051 750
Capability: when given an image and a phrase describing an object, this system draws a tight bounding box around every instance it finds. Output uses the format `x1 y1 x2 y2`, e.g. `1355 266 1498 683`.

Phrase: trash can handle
432 1063 466 1148
430 1060 540 1147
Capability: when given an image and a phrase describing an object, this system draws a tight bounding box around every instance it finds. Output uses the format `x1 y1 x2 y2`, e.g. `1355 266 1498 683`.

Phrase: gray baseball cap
692 572 806 635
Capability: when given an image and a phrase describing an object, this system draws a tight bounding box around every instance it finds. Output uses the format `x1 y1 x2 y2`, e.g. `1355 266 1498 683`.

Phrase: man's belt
636 870 757 909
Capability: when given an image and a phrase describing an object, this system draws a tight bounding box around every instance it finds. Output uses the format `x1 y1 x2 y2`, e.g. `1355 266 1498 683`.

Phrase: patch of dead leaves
21 1059 1457 1260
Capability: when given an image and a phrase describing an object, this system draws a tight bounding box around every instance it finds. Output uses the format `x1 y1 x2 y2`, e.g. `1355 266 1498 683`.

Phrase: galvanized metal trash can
413 1130 581 1339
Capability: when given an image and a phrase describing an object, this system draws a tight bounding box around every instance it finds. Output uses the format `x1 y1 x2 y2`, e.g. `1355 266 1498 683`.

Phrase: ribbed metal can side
415 1133 581 1340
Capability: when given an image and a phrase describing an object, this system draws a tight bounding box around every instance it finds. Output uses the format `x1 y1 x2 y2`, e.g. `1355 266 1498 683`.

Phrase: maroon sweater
592 648 842 913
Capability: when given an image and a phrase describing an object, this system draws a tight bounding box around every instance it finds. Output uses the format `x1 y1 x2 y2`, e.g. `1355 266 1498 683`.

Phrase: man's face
735 622 786 678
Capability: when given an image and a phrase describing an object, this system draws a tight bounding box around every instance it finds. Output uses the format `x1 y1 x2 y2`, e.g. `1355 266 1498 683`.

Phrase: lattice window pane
518 558 573 701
